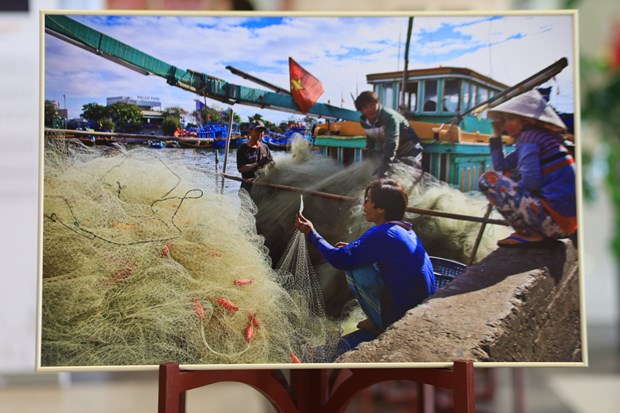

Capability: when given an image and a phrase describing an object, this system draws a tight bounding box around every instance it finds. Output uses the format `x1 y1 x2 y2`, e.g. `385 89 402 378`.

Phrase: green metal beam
44 15 361 121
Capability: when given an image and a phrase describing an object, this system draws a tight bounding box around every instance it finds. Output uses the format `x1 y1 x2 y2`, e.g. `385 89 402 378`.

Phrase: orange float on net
245 324 255 343
216 297 239 311
192 298 205 320
247 312 260 329
289 352 301 364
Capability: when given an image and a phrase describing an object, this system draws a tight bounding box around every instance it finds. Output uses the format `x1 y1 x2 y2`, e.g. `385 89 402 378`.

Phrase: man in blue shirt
295 179 435 357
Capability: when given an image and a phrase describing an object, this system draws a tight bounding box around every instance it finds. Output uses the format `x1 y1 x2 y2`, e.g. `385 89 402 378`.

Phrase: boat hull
177 137 214 149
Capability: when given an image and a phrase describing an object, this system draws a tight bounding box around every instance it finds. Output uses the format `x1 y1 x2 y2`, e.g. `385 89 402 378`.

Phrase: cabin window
443 78 461 113
471 84 479 106
422 79 438 112
477 87 489 105
461 81 473 112
382 83 394 109
404 81 419 113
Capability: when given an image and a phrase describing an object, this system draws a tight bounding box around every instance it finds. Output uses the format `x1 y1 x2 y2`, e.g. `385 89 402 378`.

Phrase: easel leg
452 360 475 413
289 369 328 413
159 362 183 413
417 383 436 413
513 368 526 413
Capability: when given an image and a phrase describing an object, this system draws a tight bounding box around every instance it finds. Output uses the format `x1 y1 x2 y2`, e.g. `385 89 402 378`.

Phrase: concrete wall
338 239 582 364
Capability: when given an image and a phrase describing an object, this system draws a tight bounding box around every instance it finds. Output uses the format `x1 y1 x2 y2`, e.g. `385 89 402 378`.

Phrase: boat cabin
367 66 508 135
313 67 514 192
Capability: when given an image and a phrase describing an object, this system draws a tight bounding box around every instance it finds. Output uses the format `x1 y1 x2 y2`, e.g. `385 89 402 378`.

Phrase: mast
399 17 414 112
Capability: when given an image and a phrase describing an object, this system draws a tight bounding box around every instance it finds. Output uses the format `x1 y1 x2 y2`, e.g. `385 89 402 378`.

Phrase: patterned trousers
478 171 570 239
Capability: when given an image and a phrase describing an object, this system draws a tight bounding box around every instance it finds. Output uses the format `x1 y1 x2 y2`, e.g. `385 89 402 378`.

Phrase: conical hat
488 90 566 130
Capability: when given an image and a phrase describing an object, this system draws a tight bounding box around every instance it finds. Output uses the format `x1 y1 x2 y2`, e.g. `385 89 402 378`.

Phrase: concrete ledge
337 239 582 364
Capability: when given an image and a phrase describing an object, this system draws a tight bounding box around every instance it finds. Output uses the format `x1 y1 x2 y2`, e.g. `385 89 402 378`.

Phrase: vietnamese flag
289 57 324 113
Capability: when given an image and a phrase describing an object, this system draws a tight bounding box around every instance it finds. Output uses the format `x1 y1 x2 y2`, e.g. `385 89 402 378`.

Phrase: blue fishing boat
198 122 247 149
148 139 165 149
264 124 313 150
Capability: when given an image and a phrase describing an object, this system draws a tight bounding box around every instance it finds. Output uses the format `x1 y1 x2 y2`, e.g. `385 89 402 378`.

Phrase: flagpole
400 17 414 112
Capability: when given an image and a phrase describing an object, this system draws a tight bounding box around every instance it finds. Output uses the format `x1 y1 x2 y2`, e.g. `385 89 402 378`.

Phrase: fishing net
41 135 510 367
252 138 510 318
252 137 375 317
41 139 339 367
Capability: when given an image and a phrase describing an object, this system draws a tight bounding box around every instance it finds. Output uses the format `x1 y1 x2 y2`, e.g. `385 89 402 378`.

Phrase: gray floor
0 324 617 413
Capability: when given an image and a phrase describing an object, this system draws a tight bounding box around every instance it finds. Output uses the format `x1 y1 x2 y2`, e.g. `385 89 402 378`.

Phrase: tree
206 107 221 123
162 106 187 121
44 99 62 128
266 120 282 133
106 101 143 133
100 118 115 132
161 116 181 136
191 108 207 125
248 113 264 122
81 102 108 124
219 109 242 124
246 113 280 132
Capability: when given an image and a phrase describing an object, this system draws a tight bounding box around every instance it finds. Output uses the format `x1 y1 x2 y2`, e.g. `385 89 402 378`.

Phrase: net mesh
41 140 338 367
41 136 509 367
253 138 510 317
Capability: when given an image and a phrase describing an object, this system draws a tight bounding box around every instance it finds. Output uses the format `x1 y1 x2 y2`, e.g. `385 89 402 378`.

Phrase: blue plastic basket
430 256 467 290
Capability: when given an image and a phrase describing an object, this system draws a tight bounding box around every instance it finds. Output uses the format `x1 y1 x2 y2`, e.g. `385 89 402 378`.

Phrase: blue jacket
308 221 435 328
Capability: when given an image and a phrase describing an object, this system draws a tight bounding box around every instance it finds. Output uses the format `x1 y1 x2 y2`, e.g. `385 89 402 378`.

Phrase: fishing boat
198 122 247 149
148 139 166 149
177 137 214 149
263 124 313 150
174 127 198 138
312 62 572 192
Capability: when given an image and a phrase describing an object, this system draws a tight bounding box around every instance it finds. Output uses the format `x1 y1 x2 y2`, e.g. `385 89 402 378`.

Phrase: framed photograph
38 10 584 371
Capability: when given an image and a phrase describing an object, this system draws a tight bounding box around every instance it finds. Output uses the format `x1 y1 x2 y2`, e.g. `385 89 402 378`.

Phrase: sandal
497 232 548 248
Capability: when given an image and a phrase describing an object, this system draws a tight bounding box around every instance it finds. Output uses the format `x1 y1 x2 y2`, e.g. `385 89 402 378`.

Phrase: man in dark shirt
236 120 274 193
355 91 423 178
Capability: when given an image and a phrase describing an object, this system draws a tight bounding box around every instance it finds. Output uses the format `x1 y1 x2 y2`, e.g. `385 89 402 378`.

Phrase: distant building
106 95 164 129
106 95 161 110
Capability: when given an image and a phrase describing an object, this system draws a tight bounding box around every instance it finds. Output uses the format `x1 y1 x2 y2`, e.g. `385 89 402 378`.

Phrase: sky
44 12 576 125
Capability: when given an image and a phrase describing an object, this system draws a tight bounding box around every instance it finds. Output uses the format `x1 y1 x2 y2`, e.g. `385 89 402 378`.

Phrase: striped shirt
490 128 576 232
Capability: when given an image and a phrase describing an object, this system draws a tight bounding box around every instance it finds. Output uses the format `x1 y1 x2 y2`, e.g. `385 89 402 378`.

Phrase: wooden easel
158 360 475 413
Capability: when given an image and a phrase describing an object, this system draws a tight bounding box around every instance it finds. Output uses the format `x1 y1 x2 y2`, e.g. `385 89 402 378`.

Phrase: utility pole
62 94 67 128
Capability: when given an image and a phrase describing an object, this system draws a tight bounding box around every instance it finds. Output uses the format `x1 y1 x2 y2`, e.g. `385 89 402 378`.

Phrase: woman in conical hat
478 89 577 247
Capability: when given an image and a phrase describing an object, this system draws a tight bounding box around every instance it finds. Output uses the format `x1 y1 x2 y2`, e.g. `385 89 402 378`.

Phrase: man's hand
357 318 382 335
295 212 314 235
258 156 272 167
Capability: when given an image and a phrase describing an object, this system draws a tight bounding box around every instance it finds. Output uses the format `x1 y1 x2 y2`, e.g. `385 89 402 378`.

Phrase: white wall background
0 0 55 374
0 0 617 374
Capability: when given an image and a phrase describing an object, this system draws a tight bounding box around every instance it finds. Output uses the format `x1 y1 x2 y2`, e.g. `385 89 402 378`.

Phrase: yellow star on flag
291 77 305 91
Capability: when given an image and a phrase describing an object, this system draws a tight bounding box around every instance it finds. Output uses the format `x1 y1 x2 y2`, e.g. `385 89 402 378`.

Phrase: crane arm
44 15 360 121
